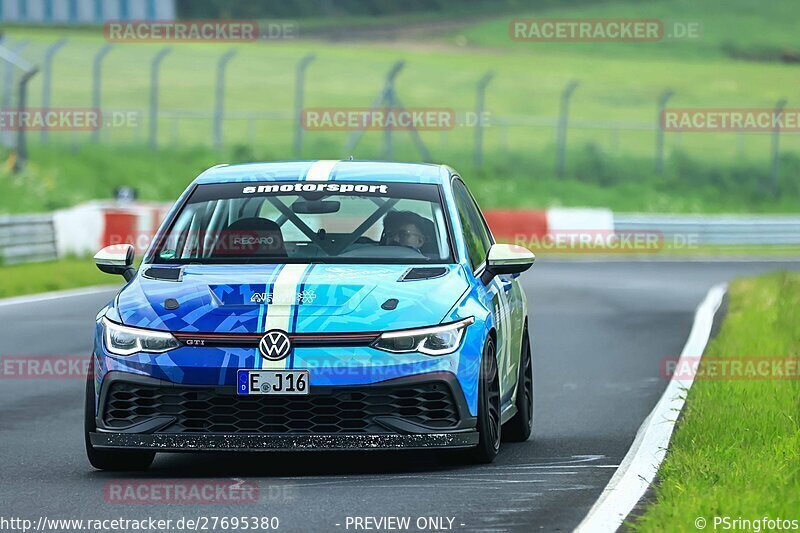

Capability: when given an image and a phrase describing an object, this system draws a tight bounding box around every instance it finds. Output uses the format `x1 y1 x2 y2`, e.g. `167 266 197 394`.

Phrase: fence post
149 46 172 150
344 60 404 157
15 68 39 171
382 61 404 160
770 98 787 198
555 80 579 178
40 38 68 143
343 60 430 161
655 88 674 175
0 43 38 171
171 116 180 145
213 48 237 149
474 70 494 168
2 41 28 110
294 53 316 158
2 40 29 148
91 43 113 143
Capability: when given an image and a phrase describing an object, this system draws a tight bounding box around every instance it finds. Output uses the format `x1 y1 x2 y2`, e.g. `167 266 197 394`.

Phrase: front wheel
504 323 533 442
467 337 502 463
84 363 155 471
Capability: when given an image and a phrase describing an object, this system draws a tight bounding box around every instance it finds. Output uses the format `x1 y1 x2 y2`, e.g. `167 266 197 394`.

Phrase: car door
451 178 519 403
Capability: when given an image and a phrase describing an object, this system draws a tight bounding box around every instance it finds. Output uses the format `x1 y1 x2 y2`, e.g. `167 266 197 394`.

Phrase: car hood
114 264 469 334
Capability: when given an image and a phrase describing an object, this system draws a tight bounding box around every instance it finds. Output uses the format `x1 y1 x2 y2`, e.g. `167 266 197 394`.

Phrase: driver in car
383 211 428 253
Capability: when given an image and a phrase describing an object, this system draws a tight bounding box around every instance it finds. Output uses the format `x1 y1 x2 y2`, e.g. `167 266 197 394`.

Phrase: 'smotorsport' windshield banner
187 181 441 204
243 183 389 194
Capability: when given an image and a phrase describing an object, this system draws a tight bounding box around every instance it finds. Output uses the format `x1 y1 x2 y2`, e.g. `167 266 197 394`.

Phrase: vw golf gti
86 160 535 470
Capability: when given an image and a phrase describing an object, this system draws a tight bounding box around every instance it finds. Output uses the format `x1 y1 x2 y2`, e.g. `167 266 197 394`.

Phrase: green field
6 14 799 160
3 142 800 215
0 257 118 298
632 272 800 530
1 0 799 214
458 0 800 61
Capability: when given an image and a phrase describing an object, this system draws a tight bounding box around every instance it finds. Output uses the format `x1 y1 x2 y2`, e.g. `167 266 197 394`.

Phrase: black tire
85 363 155 471
467 337 502 463
504 323 533 442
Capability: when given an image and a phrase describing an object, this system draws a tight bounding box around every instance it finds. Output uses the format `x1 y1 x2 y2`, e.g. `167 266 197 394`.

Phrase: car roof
193 160 451 185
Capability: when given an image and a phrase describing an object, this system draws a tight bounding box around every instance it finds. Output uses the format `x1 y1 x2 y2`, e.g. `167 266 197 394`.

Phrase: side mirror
480 244 536 285
94 244 135 282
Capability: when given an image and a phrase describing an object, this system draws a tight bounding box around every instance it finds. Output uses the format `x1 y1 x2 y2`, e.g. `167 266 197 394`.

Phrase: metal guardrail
0 214 58 264
615 214 800 246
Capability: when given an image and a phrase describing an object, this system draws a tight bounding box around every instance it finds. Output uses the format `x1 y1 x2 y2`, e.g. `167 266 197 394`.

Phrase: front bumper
92 371 477 452
93 313 486 419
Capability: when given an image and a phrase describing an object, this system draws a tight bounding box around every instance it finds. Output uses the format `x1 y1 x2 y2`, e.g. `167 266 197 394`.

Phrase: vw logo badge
259 329 292 361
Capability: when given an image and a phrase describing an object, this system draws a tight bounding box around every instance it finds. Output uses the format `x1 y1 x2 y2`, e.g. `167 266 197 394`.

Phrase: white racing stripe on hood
261 264 310 370
305 160 339 181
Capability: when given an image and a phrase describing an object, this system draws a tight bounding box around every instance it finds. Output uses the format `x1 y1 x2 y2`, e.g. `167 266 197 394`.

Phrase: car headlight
371 317 474 356
102 317 180 356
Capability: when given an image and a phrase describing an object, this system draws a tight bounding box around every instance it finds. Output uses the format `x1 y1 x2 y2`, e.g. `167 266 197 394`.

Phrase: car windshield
147 181 453 264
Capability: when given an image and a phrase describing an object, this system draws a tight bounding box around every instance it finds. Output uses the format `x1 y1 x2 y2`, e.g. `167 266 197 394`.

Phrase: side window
452 179 490 271
464 186 494 250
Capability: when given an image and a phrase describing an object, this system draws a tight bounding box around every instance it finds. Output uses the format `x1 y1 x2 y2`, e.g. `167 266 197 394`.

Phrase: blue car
85 160 536 470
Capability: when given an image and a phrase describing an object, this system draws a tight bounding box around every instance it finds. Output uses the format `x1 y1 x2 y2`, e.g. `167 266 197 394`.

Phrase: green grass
456 0 800 61
2 0 799 214
632 272 800 531
0 145 223 213
4 3 800 162
0 257 119 299
3 142 800 215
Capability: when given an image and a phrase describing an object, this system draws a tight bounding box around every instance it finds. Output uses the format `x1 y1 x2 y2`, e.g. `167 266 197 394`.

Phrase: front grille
103 381 460 434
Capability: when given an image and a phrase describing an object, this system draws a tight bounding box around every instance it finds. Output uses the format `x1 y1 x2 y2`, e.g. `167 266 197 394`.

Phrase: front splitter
90 431 479 452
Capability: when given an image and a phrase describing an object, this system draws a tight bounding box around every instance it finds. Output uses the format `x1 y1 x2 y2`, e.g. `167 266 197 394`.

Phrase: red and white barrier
483 210 549 241
51 202 613 259
483 208 614 244
53 201 171 258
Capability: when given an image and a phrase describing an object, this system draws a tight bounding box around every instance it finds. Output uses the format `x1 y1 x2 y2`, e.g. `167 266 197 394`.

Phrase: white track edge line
0 285 120 308
575 282 728 533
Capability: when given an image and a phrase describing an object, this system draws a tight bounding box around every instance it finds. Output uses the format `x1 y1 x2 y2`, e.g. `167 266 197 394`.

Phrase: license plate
237 370 309 395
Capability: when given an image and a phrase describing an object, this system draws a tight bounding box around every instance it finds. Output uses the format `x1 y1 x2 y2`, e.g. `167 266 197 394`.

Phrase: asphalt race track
1 260 797 532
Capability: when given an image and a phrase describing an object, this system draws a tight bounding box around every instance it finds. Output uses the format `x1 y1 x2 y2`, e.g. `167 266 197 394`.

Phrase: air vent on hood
143 266 184 282
399 267 449 281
